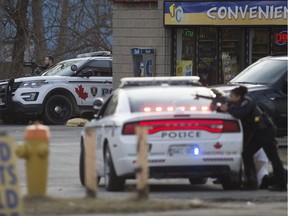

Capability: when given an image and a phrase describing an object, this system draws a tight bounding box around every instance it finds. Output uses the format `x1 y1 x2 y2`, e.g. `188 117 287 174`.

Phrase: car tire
79 141 101 186
221 171 242 190
188 177 208 185
104 146 125 191
79 141 85 186
43 95 73 125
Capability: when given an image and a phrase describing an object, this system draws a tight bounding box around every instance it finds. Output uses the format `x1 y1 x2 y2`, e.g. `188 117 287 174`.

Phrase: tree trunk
55 0 69 59
4 0 29 77
32 0 47 64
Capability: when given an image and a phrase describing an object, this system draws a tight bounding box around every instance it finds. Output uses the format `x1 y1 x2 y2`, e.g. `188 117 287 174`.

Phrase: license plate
168 145 199 156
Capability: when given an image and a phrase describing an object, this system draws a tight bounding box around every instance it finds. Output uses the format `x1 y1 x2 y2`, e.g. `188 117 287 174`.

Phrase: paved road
0 126 287 202
1 125 286 204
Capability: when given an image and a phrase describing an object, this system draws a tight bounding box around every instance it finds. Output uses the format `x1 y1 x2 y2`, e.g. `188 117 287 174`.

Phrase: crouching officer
219 86 286 191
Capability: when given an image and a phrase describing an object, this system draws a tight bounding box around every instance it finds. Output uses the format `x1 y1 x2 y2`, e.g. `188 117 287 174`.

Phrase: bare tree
0 0 112 77
32 0 47 63
54 0 69 59
2 0 29 77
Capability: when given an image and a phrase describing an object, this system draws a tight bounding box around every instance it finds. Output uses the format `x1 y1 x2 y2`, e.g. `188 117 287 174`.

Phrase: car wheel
104 146 125 191
43 95 73 125
188 177 208 185
221 171 242 190
79 141 85 186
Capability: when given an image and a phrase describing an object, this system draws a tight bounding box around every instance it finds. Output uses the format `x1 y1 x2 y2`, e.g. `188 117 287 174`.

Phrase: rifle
195 89 228 112
23 62 46 76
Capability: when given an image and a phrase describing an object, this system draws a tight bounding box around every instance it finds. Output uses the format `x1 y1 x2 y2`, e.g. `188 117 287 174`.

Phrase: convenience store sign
164 1 287 25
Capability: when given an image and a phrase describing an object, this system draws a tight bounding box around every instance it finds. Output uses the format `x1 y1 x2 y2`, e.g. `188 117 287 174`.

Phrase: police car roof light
76 51 111 58
120 76 201 88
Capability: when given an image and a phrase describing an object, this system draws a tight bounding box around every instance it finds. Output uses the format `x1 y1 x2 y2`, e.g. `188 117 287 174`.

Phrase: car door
271 76 287 135
74 59 113 107
94 93 118 175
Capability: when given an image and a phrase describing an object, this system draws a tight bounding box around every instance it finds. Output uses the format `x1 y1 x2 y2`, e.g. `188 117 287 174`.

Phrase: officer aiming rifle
195 89 228 112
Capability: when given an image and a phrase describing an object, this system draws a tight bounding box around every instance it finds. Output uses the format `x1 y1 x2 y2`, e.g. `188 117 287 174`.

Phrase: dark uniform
226 96 286 190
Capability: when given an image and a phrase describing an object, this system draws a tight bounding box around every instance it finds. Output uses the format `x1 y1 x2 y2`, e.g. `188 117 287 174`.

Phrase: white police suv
79 76 243 191
0 51 113 125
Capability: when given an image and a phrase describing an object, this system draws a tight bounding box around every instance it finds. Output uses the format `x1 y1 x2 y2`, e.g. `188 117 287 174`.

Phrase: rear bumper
150 165 231 178
115 155 242 179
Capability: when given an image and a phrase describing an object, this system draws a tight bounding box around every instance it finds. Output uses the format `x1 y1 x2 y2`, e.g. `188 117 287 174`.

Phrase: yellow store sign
164 1 287 26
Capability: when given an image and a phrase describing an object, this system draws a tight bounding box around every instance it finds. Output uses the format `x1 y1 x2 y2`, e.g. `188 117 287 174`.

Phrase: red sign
276 30 288 46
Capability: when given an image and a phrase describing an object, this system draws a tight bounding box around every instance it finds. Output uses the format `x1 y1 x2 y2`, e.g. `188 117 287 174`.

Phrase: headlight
20 80 45 88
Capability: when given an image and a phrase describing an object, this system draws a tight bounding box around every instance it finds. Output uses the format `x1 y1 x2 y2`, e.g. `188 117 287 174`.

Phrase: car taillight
222 120 240 132
122 119 240 135
122 122 139 135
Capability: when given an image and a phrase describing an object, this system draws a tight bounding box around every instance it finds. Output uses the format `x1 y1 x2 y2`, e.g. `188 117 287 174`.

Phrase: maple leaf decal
75 85 88 100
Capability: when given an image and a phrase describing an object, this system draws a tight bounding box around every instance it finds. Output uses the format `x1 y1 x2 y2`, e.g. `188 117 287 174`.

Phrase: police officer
44 55 54 70
220 86 286 191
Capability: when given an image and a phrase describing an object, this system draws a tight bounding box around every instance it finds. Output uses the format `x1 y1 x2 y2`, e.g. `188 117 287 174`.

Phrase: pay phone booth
131 48 156 77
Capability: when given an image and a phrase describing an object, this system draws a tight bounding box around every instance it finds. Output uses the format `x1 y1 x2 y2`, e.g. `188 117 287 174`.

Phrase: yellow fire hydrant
15 122 50 196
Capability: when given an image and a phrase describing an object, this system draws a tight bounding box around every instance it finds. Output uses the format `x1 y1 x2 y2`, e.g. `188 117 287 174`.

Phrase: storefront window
272 28 288 55
196 27 217 85
221 28 241 83
176 28 195 76
249 29 270 64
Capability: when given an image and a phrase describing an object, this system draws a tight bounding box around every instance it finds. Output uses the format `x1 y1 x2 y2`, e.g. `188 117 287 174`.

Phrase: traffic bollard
15 122 50 197
135 126 149 200
84 128 97 198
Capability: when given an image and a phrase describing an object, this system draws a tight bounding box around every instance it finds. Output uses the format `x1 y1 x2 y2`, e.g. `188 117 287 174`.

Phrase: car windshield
42 59 86 76
230 59 287 85
125 87 213 113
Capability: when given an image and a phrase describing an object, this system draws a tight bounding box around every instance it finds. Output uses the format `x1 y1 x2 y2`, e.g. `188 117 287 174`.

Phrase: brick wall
112 0 172 88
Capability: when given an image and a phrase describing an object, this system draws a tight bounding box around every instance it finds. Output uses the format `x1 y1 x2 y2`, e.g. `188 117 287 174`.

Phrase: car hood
15 76 69 82
211 83 269 94
0 76 68 84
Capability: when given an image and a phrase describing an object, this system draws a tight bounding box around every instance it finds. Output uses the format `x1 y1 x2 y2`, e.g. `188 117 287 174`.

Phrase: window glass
197 27 217 85
231 59 287 85
249 29 269 64
42 59 85 76
176 28 195 76
103 94 118 117
272 28 288 55
85 60 112 76
221 28 241 83
125 87 213 113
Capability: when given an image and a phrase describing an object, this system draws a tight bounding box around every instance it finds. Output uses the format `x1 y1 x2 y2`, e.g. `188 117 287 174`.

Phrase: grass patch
23 196 209 215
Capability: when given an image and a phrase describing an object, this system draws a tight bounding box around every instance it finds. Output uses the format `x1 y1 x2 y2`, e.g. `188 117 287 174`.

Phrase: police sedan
79 77 243 191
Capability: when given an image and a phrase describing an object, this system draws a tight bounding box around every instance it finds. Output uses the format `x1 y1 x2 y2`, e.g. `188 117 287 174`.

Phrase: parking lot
1 125 286 203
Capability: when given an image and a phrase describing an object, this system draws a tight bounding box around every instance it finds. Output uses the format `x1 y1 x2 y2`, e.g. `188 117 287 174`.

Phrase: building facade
112 0 287 87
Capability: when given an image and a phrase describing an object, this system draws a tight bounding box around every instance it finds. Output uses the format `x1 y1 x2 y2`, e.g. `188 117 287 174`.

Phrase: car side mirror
93 97 104 111
71 64 78 72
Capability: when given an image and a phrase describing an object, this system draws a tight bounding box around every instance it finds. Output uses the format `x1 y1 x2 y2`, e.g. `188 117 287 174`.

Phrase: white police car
79 77 243 191
0 51 113 125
